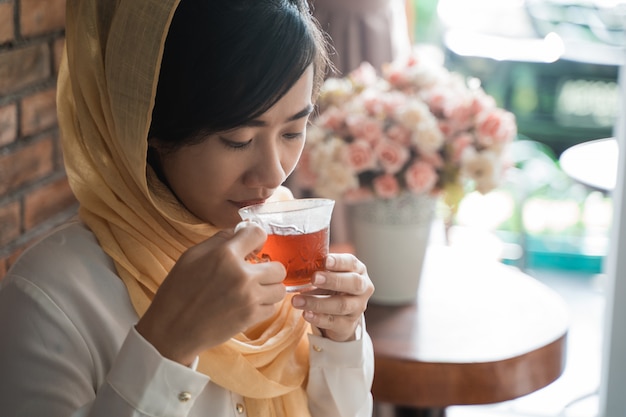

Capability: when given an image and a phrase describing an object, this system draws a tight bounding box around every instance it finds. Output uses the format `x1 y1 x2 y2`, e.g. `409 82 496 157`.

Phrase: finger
292 293 362 317
229 221 267 258
252 261 287 287
302 310 357 340
259 282 287 305
325 253 366 274
312 269 370 296
297 287 336 296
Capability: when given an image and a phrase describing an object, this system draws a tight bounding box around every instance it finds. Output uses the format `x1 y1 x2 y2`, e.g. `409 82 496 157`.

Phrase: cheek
159 147 227 214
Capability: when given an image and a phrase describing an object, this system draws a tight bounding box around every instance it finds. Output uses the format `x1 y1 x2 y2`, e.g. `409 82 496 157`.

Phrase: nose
244 139 287 190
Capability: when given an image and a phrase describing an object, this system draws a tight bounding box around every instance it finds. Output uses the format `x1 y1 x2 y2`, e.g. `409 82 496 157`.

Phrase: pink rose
346 139 378 173
476 109 517 147
406 55 419 67
375 139 410 174
373 174 400 199
420 151 444 168
361 91 388 117
381 91 408 115
405 161 438 194
471 91 496 115
425 89 446 118
349 62 378 88
386 123 412 146
346 114 383 145
438 120 452 138
444 102 474 135
319 106 347 132
384 66 412 89
450 133 473 163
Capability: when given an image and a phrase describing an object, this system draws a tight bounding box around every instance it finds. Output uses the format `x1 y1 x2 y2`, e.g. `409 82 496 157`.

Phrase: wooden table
365 244 569 416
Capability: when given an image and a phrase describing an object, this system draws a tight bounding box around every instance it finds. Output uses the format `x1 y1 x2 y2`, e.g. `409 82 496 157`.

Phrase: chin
198 205 241 229
215 212 243 230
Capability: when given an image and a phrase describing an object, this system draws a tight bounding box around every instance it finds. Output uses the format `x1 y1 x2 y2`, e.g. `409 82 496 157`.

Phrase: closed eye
284 132 304 140
219 136 252 150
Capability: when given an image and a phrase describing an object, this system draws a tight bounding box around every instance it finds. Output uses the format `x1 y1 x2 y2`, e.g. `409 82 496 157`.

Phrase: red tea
260 227 329 290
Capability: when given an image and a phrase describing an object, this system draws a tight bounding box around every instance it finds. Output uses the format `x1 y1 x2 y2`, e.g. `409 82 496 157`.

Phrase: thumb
230 220 268 259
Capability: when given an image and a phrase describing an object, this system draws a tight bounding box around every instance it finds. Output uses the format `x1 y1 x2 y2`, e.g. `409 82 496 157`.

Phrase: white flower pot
348 193 436 305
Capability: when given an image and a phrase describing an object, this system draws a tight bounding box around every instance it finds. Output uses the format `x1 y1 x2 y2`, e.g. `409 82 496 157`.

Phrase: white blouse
0 221 374 417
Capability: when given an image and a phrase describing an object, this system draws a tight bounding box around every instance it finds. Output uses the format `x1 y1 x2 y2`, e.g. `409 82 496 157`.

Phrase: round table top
559 137 617 191
365 244 569 408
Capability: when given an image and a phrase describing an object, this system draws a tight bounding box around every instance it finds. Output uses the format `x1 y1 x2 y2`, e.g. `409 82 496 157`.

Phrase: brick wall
0 0 77 279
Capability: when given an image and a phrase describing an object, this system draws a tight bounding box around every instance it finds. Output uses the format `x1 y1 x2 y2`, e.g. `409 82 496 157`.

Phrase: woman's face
154 67 314 228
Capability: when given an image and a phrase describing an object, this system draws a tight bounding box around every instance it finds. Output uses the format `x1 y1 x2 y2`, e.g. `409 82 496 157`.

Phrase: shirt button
312 345 323 352
236 403 245 414
178 391 192 402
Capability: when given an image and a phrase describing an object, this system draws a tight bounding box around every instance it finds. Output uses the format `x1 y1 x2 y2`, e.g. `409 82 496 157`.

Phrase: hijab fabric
57 0 311 415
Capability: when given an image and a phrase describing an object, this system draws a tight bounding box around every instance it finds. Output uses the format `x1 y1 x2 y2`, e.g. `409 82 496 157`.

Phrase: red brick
54 136 64 168
0 43 51 95
21 88 57 136
20 0 66 37
0 103 17 146
0 200 20 247
0 3 14 44
0 136 54 194
0 256 6 280
24 176 76 231
53 37 64 74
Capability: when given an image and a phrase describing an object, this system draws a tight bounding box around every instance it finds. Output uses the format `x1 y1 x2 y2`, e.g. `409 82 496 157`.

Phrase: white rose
413 119 444 155
460 147 501 194
314 161 358 199
395 99 431 129
319 78 354 107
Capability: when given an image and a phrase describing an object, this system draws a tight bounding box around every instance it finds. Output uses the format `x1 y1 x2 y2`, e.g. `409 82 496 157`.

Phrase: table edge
371 331 568 407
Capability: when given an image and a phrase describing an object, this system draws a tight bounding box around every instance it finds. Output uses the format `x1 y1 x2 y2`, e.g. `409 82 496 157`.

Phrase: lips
231 199 267 209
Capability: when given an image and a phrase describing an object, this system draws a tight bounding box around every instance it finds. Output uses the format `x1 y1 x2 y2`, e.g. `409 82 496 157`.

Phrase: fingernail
313 273 326 285
292 296 305 307
326 255 335 268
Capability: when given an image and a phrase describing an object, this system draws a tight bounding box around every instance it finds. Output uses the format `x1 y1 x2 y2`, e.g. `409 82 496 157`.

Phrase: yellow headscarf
57 0 311 415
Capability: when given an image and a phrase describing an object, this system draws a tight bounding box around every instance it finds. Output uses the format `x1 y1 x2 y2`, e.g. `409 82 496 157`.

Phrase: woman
0 1 375 416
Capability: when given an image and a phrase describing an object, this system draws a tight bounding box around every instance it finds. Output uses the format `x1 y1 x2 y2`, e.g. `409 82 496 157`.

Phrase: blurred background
308 1 624 414
408 0 623 276
405 1 624 416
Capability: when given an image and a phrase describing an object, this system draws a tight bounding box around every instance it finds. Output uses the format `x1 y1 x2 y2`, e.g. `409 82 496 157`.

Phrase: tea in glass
238 198 335 292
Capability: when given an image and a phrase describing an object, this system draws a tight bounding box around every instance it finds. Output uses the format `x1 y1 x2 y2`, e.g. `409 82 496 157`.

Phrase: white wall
599 54 626 417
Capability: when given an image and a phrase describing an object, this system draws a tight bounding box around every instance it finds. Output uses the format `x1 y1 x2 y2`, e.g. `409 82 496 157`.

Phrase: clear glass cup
238 198 335 292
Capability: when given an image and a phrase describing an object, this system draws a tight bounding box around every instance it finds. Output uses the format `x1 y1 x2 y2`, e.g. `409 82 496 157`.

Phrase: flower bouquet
293 48 517 218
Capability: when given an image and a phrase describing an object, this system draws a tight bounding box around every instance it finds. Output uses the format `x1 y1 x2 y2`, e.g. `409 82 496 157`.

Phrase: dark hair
149 0 331 149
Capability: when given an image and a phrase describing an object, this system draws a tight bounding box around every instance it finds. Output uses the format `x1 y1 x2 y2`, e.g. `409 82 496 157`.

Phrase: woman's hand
291 253 374 342
135 222 286 366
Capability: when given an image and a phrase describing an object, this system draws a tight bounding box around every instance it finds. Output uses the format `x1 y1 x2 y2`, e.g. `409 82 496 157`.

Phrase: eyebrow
243 104 314 127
